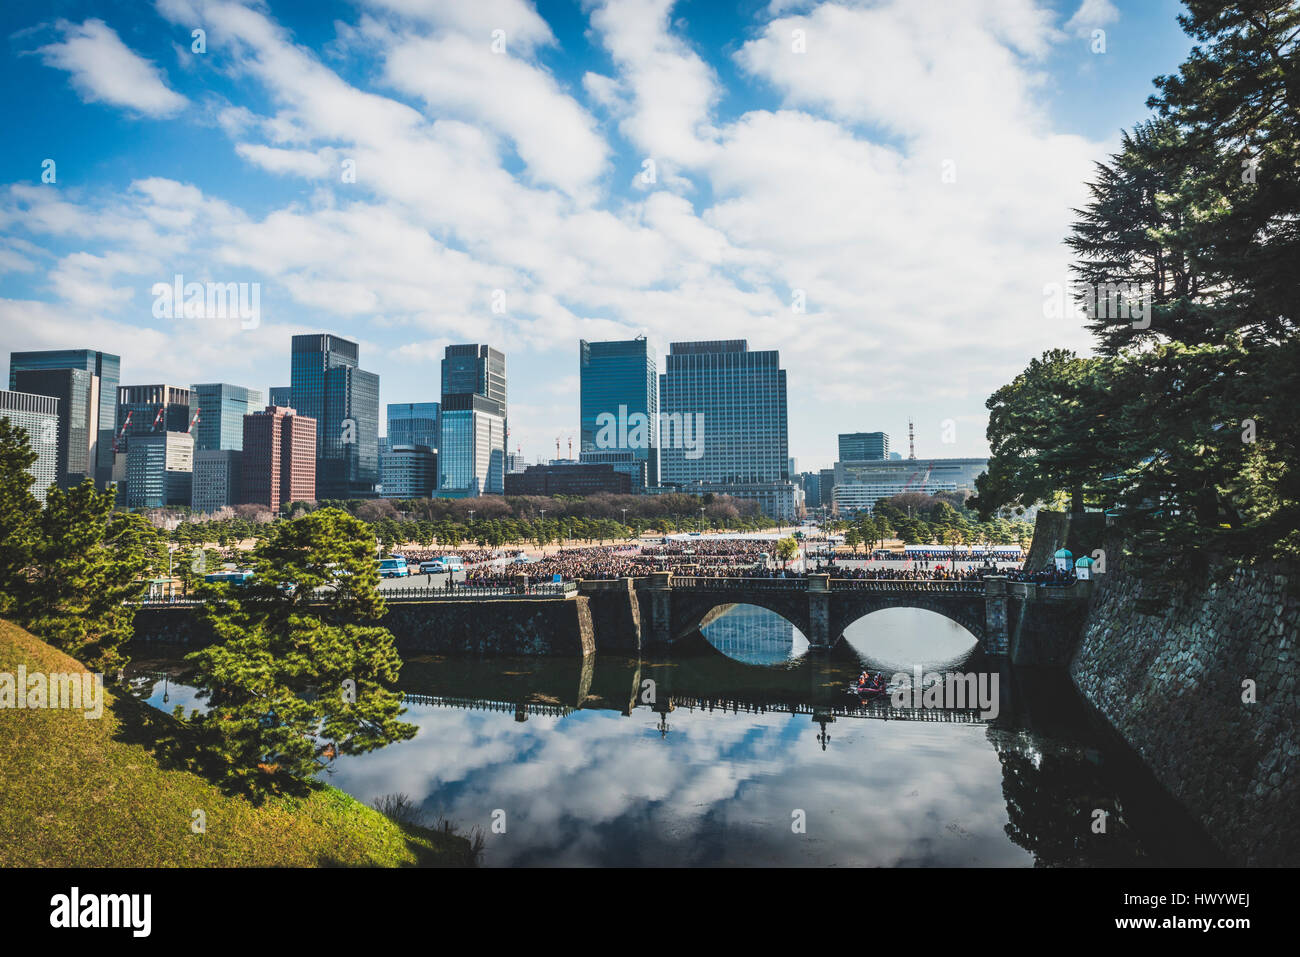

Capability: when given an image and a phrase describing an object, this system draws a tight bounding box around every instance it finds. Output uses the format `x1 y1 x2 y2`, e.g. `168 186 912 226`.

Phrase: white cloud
4 0 1129 462
380 30 608 197
38 19 189 117
1065 0 1120 37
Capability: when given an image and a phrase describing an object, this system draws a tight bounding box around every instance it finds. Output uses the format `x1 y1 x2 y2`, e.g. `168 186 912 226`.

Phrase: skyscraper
191 383 264 451
269 386 291 407
116 385 192 447
11 368 98 489
441 344 505 405
388 401 439 450
125 431 193 509
379 444 437 498
579 336 658 487
192 449 242 513
0 389 60 502
659 340 788 486
9 348 118 486
241 405 316 511
838 432 890 462
289 334 379 499
438 345 506 497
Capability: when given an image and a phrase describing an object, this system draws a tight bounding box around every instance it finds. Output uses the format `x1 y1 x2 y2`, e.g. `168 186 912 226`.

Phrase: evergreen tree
184 508 416 799
0 418 40 617
23 482 151 675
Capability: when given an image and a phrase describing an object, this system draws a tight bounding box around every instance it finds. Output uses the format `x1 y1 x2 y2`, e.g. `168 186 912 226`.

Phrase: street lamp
699 507 705 534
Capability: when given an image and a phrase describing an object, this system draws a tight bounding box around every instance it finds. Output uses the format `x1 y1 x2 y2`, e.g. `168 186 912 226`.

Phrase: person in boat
856 671 870 694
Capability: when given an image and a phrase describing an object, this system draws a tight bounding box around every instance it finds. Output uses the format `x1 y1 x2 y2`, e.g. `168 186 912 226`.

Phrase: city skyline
0 0 1197 472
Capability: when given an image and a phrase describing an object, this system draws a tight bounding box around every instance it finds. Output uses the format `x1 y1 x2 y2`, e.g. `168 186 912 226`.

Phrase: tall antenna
908 418 916 459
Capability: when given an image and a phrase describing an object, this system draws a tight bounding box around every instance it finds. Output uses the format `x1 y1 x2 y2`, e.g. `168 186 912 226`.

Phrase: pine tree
184 508 416 799
23 482 151 675
0 418 41 617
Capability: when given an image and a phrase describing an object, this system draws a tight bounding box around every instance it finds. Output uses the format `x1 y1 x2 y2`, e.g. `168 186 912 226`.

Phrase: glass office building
438 344 506 497
441 344 506 405
116 384 192 446
388 401 439 450
659 340 788 486
191 383 263 451
9 348 118 486
290 334 379 499
838 432 890 462
579 337 658 487
379 444 437 498
0 389 60 502
438 394 505 496
269 386 291 407
125 432 193 509
10 368 97 489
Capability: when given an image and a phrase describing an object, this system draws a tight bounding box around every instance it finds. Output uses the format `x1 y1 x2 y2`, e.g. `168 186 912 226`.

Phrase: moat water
130 605 1221 866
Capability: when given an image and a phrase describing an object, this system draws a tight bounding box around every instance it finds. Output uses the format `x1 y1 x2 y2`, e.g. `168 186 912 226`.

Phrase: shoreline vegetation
0 620 476 867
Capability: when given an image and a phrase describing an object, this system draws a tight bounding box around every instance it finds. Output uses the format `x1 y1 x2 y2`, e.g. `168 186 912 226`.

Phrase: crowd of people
822 563 996 582
1005 566 1079 586
391 536 1075 589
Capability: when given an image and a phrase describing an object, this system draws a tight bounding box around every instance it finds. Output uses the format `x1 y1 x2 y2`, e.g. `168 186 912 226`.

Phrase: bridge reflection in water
128 628 1223 867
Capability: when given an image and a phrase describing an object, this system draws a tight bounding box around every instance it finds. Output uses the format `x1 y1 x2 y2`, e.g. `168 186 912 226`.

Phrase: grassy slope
0 619 470 867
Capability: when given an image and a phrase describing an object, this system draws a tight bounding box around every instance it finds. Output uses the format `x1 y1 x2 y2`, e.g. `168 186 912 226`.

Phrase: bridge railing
671 576 808 590
401 692 572 717
131 581 579 605
828 579 987 594
384 581 578 600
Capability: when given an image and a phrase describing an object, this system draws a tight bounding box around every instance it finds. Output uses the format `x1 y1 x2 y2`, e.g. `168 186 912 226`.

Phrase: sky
0 0 1195 471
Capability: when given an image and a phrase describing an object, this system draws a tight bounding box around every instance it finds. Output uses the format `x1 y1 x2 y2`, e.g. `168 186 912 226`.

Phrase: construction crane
902 462 933 493
150 406 165 432
567 436 573 460
908 418 916 459
555 435 562 461
112 410 133 453
186 408 201 434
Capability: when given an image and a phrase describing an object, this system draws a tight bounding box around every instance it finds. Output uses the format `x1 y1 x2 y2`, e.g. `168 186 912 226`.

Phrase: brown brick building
241 405 316 511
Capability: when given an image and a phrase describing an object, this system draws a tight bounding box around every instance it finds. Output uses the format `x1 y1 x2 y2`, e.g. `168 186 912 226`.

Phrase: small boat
847 674 889 698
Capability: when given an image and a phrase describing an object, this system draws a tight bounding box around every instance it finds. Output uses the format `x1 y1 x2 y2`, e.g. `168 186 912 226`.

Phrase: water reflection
842 607 980 673
127 646 1221 868
698 603 809 665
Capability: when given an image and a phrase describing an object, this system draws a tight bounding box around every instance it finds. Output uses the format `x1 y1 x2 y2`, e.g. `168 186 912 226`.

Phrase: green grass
0 619 474 867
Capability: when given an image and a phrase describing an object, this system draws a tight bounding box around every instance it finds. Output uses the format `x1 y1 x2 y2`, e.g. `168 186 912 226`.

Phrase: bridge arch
670 589 812 646
828 594 988 648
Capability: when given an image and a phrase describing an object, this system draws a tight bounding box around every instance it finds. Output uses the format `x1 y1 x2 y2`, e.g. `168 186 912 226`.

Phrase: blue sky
0 0 1194 470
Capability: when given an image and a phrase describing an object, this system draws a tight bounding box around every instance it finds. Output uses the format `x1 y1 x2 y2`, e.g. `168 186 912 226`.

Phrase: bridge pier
807 574 831 649
983 576 1009 657
644 571 674 649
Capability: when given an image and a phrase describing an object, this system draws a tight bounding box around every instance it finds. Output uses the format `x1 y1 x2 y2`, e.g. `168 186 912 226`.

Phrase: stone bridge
638 573 1095 660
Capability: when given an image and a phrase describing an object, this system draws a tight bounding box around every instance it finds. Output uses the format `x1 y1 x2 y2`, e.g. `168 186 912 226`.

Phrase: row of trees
158 491 781 551
834 493 1033 554
972 2 1299 574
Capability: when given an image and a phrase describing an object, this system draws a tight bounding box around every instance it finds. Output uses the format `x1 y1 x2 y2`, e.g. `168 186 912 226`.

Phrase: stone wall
577 579 642 655
1070 551 1299 865
384 598 594 657
132 597 596 657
